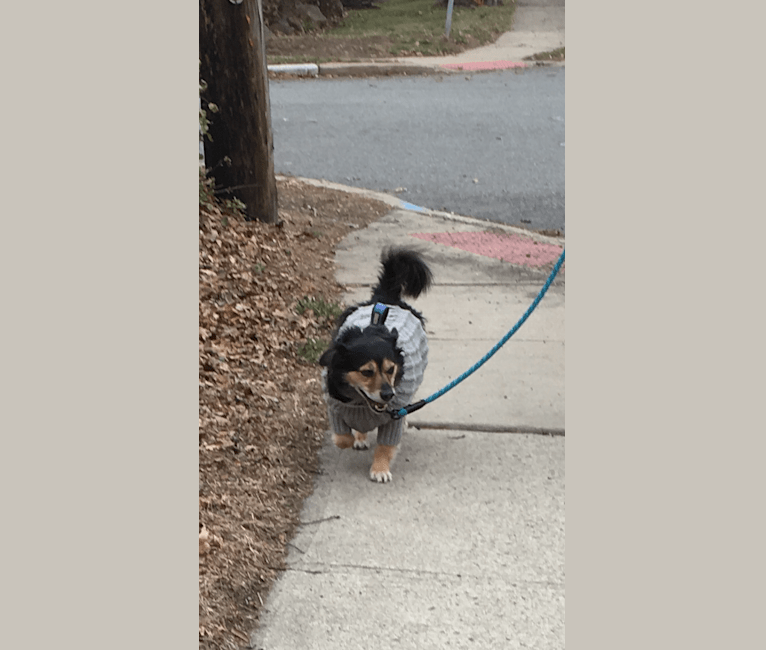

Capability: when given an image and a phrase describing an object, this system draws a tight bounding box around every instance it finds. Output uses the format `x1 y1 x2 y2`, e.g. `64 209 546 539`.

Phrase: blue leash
389 248 565 420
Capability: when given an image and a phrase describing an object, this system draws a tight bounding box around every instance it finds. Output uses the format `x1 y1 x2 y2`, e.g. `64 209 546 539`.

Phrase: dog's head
319 324 404 413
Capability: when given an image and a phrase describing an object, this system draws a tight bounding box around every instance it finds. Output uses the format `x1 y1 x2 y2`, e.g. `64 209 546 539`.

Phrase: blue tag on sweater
370 303 389 325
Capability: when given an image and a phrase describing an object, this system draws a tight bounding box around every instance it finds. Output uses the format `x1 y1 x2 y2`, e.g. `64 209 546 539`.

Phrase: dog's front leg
352 430 369 450
370 444 398 483
332 433 355 449
332 430 369 450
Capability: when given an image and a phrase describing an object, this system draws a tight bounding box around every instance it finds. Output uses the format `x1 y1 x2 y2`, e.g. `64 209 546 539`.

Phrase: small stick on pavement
299 515 341 526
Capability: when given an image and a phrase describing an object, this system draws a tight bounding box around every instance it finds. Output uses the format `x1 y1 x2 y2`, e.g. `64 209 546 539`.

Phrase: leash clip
388 407 406 420
387 400 427 420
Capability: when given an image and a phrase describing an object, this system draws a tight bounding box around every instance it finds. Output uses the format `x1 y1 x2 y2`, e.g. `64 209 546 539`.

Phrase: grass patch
332 0 516 57
267 55 338 65
295 296 343 322
526 46 565 62
297 337 329 364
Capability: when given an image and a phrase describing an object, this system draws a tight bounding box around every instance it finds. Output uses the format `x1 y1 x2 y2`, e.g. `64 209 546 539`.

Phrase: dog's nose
380 384 394 402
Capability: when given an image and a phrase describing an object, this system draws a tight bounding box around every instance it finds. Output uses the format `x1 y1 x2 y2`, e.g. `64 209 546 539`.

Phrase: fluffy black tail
371 247 433 304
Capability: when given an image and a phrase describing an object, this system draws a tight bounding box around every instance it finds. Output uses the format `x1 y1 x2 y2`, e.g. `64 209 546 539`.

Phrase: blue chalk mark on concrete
399 201 428 213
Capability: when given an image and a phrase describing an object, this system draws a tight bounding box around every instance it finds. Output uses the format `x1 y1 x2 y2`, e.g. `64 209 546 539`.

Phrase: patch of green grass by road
333 0 516 57
526 46 565 62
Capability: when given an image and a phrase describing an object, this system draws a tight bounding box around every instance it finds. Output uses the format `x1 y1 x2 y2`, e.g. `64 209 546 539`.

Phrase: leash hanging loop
389 249 565 419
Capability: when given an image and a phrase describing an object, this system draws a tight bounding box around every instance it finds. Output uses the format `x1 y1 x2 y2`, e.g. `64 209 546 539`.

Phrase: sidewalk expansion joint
427 337 563 343
286 562 563 588
341 281 562 288
408 422 564 436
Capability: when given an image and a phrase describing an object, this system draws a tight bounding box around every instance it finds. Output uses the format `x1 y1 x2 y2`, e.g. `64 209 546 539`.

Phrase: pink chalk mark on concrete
441 61 527 71
411 231 563 267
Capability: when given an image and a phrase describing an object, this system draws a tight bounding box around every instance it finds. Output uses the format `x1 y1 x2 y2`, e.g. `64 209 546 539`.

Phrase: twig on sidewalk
299 515 341 526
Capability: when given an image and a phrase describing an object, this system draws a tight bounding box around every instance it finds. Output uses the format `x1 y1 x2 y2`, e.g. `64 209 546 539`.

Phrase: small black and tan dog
319 247 433 482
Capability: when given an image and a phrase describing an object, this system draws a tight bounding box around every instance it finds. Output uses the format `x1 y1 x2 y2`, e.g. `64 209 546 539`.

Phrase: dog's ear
384 328 405 368
318 347 334 367
320 327 362 367
338 326 363 345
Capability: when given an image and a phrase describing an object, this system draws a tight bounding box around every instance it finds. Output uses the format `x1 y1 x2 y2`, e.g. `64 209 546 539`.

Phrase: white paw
370 470 393 483
353 439 370 450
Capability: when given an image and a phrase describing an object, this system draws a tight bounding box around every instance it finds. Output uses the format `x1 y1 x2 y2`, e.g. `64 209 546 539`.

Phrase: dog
319 247 433 483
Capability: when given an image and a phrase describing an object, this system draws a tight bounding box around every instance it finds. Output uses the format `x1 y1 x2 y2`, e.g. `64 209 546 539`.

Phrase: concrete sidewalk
269 0 565 77
251 197 564 649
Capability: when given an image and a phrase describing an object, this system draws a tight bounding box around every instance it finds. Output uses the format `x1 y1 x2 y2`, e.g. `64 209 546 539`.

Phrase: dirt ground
199 176 391 649
267 33 397 62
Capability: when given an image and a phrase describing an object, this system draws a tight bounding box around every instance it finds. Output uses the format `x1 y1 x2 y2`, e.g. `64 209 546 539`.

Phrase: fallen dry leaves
199 176 391 649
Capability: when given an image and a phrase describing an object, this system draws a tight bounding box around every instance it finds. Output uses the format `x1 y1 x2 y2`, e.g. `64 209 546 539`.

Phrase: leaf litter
199 175 390 649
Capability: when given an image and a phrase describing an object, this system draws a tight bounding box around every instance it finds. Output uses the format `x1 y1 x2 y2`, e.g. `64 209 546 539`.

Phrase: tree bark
200 0 278 223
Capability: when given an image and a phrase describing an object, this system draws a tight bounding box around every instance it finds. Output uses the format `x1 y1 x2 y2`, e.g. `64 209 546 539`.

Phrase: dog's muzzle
355 386 394 414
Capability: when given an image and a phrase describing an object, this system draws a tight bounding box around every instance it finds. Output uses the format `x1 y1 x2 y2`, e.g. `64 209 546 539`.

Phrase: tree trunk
200 0 278 223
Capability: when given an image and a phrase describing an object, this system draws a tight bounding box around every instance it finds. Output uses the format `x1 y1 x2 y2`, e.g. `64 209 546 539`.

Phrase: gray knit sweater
322 304 429 446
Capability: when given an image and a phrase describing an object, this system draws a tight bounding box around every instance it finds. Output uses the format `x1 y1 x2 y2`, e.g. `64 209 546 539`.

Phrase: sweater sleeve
375 418 406 447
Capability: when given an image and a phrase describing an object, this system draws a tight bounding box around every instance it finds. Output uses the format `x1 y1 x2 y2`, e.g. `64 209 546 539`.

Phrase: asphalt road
269 66 565 231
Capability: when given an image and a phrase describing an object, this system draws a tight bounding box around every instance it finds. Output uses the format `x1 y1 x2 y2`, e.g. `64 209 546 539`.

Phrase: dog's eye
385 367 395 375
361 369 374 378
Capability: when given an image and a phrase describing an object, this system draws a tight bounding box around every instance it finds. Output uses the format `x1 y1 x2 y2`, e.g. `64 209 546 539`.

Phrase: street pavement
270 69 565 231
253 8 565 649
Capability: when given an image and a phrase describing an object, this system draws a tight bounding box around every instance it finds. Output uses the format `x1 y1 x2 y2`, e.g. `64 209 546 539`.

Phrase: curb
276 174 564 247
268 59 563 79
267 63 319 77
319 62 449 77
268 62 455 78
